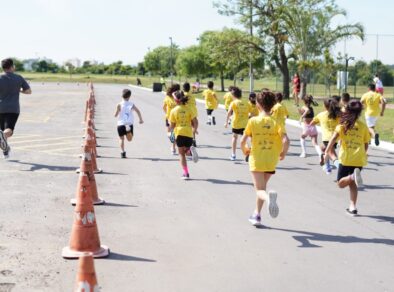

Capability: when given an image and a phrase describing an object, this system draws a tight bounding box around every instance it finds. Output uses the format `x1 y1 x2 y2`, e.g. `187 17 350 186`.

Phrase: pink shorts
376 88 384 95
302 124 318 137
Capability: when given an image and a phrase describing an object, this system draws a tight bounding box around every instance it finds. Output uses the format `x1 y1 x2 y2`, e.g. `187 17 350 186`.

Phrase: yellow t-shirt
230 99 250 129
335 120 370 167
163 95 177 120
360 91 384 117
244 114 283 172
203 89 218 110
185 91 198 117
312 111 340 142
271 102 289 132
248 101 259 117
169 104 196 138
223 92 233 110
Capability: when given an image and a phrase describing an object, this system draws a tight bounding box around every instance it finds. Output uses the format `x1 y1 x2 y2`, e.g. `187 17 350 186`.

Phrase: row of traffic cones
62 83 106 291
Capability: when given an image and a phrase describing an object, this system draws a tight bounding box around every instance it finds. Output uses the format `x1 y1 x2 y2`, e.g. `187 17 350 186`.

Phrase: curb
129 84 394 153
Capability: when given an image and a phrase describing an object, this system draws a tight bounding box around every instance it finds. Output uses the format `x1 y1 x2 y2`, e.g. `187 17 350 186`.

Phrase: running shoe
375 133 380 146
299 152 306 158
353 168 363 187
319 154 325 166
230 154 236 161
206 121 211 125
212 117 216 125
3 145 10 159
192 139 197 147
171 148 177 155
0 130 9 151
181 173 190 180
190 146 199 163
346 208 358 217
169 131 175 143
333 159 340 169
121 151 126 159
267 191 279 218
322 163 332 175
248 214 261 226
245 155 249 162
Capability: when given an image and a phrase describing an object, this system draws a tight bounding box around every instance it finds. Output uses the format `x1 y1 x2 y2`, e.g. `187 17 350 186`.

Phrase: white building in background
64 58 81 68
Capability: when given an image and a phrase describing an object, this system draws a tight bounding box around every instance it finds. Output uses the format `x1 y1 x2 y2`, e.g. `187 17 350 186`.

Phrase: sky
1 0 394 65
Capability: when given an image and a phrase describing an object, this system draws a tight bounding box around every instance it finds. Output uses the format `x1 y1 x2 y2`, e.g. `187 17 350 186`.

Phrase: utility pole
169 37 174 85
248 2 254 93
344 55 354 93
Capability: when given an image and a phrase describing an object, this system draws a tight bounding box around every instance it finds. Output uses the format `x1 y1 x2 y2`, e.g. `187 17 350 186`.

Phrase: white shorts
365 116 377 128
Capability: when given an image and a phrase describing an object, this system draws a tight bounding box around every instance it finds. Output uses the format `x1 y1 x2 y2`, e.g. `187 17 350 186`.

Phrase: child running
360 84 386 146
163 84 180 154
241 90 290 226
202 81 218 125
271 92 289 132
298 95 320 158
114 89 144 158
224 87 250 161
223 86 234 124
324 100 370 216
311 98 341 174
169 91 199 180
183 82 198 147
248 92 259 118
340 93 350 112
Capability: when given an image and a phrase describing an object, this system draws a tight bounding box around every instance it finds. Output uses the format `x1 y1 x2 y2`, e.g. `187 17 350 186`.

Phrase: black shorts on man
0 113 19 131
176 135 193 148
117 125 133 137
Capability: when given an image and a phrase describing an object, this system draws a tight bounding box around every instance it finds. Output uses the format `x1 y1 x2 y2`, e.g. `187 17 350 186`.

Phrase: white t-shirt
374 77 383 89
117 100 134 126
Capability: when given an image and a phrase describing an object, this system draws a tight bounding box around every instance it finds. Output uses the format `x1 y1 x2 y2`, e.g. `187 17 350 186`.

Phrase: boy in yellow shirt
271 92 289 133
202 81 218 125
224 87 250 161
169 91 199 180
248 92 259 118
240 90 290 226
324 100 370 216
183 82 198 147
360 84 386 146
223 86 234 126
163 84 180 154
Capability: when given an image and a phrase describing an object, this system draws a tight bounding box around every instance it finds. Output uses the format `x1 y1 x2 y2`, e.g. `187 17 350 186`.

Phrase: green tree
144 46 179 76
175 45 210 79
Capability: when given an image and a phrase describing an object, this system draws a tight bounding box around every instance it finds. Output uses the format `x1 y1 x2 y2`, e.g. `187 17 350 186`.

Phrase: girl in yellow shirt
202 81 218 125
324 100 370 216
240 90 290 226
248 92 259 118
169 91 199 180
183 82 198 147
311 98 341 174
162 84 180 155
224 87 250 160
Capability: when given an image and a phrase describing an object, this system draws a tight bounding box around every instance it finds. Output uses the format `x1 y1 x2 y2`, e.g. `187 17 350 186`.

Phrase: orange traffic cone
74 253 99 292
73 150 105 205
77 136 101 174
63 173 109 258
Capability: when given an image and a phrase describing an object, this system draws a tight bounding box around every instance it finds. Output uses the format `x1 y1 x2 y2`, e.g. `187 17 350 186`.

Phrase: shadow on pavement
100 171 128 175
103 202 138 208
277 166 312 171
133 157 178 162
197 144 231 150
257 226 394 248
359 215 394 224
360 184 394 190
189 178 253 186
106 252 156 262
9 160 77 172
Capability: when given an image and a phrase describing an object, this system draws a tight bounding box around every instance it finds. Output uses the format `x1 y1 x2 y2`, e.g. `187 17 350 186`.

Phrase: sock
183 166 189 175
314 145 323 156
349 203 356 211
300 138 306 154
333 159 340 168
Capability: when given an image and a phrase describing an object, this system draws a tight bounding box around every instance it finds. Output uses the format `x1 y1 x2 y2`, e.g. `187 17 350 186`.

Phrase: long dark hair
340 100 362 133
173 91 189 105
324 98 341 120
166 83 180 97
257 90 276 112
302 95 318 107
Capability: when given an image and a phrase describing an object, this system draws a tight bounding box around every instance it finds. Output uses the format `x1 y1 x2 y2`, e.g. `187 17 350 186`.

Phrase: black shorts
117 125 133 137
323 141 338 148
0 113 19 131
232 128 244 135
206 109 214 115
165 119 170 127
176 135 193 148
337 164 363 181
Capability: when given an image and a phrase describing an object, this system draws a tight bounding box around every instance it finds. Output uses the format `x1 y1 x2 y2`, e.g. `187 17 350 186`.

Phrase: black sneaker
375 133 380 146
346 208 358 216
245 155 249 162
206 121 211 125
3 146 10 159
121 151 126 158
212 117 216 125
192 139 197 147
319 154 325 166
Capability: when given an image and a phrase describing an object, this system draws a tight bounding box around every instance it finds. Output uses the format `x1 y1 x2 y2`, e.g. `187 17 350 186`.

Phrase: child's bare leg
126 132 133 142
231 134 238 156
251 172 272 214
4 128 13 139
119 136 125 152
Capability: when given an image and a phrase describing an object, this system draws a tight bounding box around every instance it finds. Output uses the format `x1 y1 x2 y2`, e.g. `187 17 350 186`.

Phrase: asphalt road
0 82 393 292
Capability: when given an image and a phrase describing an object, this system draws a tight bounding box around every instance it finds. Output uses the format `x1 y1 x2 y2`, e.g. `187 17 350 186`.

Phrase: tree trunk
300 69 308 98
273 44 290 99
220 70 225 92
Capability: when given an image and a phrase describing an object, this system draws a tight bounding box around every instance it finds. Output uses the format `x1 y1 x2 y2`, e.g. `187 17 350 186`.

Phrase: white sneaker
267 191 279 218
353 168 363 187
0 130 9 151
230 154 236 161
190 146 199 163
299 152 306 158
